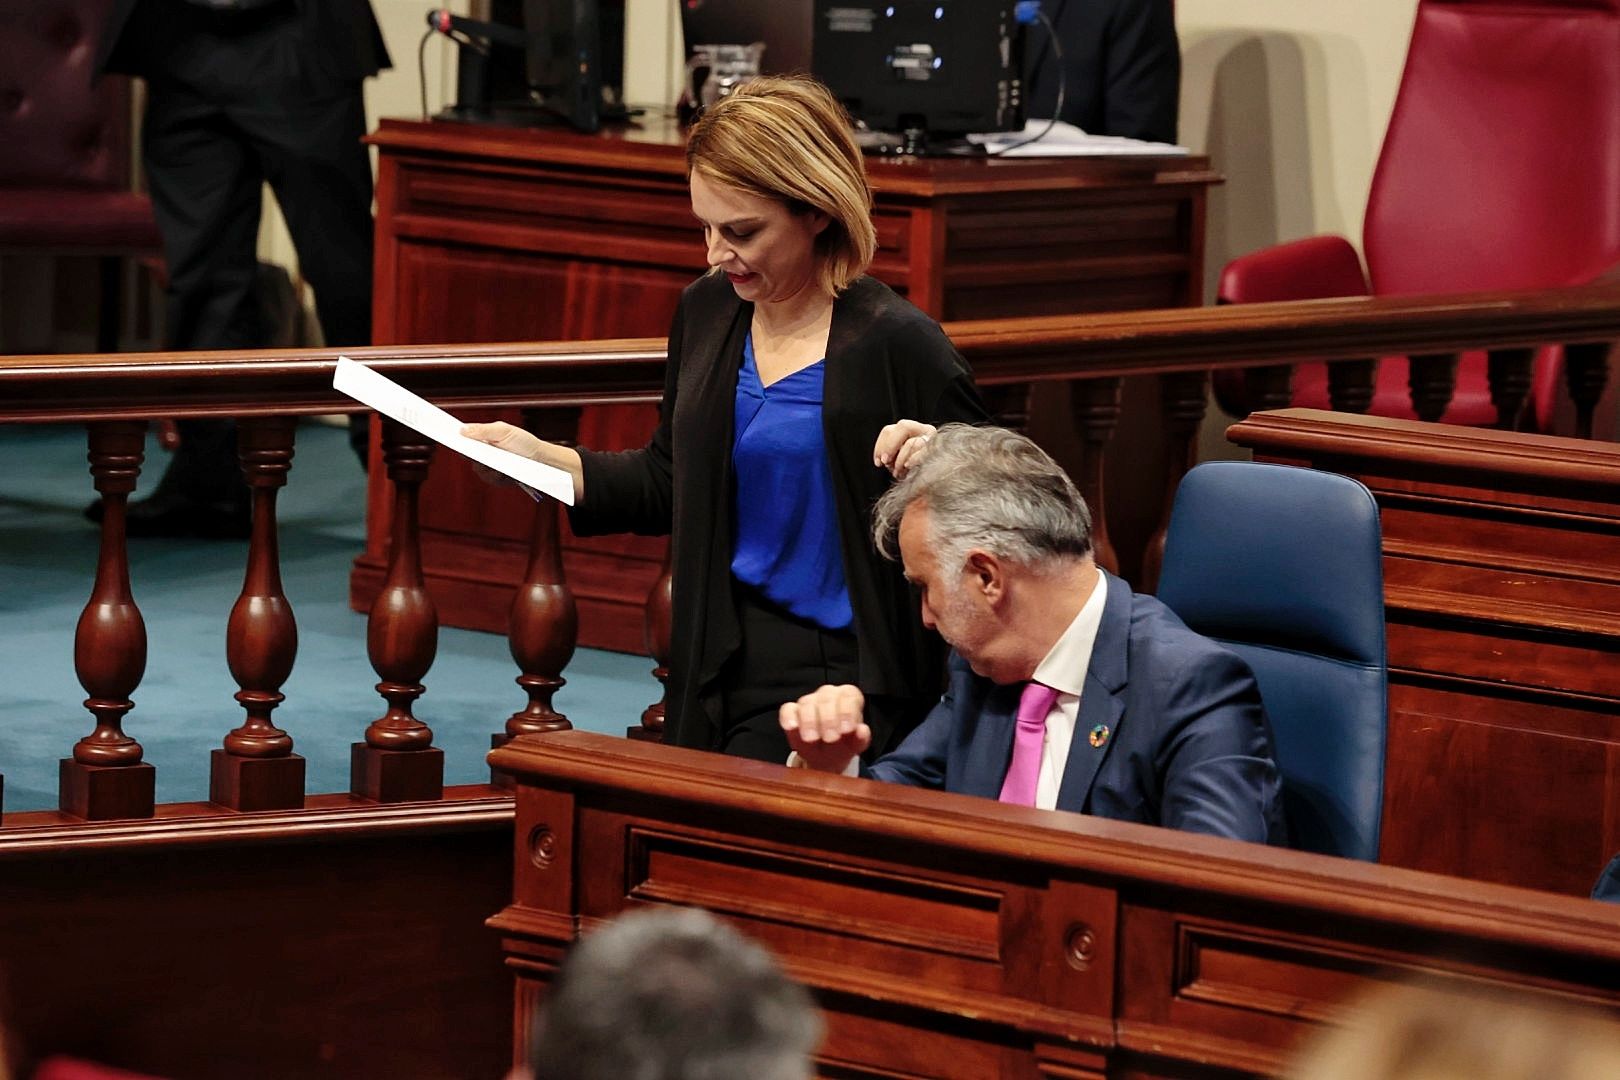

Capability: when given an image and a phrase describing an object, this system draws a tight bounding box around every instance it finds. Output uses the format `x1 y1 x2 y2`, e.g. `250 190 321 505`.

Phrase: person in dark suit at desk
91 0 389 537
781 424 1285 844
1024 0 1181 144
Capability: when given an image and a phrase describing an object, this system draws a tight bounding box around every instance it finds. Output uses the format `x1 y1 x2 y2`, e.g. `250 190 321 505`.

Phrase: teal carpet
0 421 653 812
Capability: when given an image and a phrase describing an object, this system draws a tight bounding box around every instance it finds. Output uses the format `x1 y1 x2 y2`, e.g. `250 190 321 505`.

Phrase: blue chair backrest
1156 461 1387 860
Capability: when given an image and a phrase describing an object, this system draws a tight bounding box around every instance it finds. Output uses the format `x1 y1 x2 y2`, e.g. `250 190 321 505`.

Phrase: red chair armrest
1219 235 1371 304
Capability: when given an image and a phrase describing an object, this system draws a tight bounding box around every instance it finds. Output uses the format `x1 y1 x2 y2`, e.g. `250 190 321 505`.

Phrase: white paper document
967 120 1190 157
332 356 575 505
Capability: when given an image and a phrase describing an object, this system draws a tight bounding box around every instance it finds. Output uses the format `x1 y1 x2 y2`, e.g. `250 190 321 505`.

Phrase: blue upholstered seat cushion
1158 461 1388 861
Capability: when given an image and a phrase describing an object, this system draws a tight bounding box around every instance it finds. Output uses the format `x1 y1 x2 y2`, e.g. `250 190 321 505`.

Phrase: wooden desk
353 116 1218 650
491 731 1620 1079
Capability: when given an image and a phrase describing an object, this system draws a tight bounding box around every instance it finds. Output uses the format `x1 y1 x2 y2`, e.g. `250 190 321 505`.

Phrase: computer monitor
678 0 814 76
523 0 626 133
811 1 1024 139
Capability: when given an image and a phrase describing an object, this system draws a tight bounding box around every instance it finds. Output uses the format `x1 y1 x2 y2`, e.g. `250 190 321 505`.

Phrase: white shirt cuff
786 751 861 777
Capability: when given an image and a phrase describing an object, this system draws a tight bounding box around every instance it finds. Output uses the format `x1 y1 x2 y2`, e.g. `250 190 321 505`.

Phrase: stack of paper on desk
967 120 1189 157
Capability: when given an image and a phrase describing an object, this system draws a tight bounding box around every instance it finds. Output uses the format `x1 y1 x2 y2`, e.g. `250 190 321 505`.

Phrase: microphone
425 9 528 49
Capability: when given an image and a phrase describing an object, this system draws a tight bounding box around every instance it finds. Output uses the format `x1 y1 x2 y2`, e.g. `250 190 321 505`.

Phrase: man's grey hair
871 424 1093 577
529 907 822 1080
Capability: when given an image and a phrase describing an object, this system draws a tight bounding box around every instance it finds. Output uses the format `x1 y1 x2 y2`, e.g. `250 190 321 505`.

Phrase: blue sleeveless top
730 334 853 630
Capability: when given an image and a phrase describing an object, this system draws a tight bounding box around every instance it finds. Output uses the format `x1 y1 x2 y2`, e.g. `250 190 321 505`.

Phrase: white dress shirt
1024 563 1108 809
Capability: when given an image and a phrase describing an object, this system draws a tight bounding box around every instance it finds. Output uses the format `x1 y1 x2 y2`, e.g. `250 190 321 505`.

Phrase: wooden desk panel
491 731 1620 1080
356 117 1217 648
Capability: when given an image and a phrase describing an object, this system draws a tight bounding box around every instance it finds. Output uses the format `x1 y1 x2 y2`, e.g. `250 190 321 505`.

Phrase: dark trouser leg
246 85 376 467
719 586 861 764
141 83 265 506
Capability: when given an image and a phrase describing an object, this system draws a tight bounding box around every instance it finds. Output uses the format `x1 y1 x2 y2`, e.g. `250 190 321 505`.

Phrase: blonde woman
466 76 986 762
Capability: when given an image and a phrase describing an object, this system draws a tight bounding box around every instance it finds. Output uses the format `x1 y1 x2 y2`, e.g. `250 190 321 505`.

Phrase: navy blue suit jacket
868 571 1287 844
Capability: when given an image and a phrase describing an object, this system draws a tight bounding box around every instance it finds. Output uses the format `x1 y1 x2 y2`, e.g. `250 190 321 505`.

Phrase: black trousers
140 75 374 501
717 584 920 765
718 585 862 763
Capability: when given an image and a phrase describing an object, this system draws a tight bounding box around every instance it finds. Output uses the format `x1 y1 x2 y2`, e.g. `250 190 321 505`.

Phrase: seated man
781 424 1285 844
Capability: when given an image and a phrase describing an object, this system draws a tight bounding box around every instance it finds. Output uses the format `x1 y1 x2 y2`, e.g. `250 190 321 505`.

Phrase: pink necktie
999 680 1061 806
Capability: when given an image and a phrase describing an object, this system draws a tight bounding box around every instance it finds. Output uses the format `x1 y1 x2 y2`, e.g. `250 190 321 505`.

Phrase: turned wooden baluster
493 407 581 785
1564 341 1612 439
352 416 444 802
64 420 155 820
1070 377 1123 574
1407 352 1459 423
979 382 1031 432
1326 358 1379 414
630 551 673 743
1140 371 1209 593
1243 364 1295 414
211 415 304 811
1486 347 1535 430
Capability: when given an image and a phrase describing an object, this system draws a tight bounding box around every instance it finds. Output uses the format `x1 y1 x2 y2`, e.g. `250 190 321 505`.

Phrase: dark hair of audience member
528 907 821 1080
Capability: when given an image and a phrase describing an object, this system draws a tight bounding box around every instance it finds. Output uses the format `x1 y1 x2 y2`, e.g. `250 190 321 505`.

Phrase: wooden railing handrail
5 283 1618 423
1232 407 1620 491
950 281 1620 380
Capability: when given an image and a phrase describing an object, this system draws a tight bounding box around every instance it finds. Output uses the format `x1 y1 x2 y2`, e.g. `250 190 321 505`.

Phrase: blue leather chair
1155 461 1387 861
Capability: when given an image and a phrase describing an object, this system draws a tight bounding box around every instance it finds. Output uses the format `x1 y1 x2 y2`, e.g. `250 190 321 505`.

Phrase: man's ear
963 550 1004 603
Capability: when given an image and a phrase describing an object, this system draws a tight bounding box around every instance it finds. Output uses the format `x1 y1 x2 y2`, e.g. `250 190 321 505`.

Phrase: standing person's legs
247 85 376 466
108 83 264 534
719 587 860 763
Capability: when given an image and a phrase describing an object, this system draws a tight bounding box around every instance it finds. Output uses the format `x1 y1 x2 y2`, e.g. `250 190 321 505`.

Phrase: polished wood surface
359 116 1219 649
1230 408 1620 896
491 730 1620 1080
212 414 304 812
6 284 1619 419
0 792 513 1079
6 286 1619 420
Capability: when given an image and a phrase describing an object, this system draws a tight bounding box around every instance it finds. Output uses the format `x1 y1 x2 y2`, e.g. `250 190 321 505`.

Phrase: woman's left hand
873 419 937 479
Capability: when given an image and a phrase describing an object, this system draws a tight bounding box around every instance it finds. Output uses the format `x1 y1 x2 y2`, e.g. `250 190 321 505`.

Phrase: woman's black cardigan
568 272 987 752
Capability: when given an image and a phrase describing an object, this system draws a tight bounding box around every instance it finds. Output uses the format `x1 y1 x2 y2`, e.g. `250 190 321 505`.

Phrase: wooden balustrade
1 284 1617 823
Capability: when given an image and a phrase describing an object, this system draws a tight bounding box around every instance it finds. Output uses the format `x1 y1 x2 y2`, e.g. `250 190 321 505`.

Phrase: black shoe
85 491 251 540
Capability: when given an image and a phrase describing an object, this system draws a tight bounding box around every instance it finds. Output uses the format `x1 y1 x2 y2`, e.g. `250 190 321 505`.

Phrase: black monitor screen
678 0 815 75
811 1 1024 136
524 0 623 132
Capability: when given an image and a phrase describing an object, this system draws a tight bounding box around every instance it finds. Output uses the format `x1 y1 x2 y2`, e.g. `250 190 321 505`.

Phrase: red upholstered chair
1217 0 1620 432
0 0 163 353
31 1057 168 1080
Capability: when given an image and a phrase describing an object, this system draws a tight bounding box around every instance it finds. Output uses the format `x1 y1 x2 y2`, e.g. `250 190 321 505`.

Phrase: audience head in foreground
527 907 821 1080
781 424 1286 843
1289 979 1620 1080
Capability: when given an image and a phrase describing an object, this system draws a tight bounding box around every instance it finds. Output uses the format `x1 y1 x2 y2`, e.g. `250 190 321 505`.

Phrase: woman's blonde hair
685 75 876 296
1290 980 1620 1080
